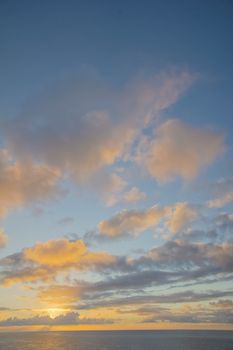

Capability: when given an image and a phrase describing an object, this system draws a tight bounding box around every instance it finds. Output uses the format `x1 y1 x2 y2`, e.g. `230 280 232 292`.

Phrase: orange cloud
98 206 166 237
98 202 198 238
0 149 61 217
24 239 116 269
2 267 55 287
137 119 224 182
0 239 116 287
38 285 84 304
166 202 198 234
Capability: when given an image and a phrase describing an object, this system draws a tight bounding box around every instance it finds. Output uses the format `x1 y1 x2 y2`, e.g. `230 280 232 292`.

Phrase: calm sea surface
0 330 232 350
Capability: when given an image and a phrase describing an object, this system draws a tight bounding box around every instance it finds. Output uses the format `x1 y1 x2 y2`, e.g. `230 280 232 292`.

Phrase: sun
47 308 65 319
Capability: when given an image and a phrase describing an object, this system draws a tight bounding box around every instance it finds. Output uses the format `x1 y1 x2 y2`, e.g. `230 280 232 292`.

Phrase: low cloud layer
0 311 114 326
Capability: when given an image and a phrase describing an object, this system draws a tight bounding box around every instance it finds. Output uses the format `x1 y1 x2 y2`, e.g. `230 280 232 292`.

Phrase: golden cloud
24 239 116 269
1 239 116 287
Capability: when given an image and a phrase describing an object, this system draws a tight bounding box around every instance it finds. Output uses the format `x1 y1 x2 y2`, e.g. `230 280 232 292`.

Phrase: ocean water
0 330 232 350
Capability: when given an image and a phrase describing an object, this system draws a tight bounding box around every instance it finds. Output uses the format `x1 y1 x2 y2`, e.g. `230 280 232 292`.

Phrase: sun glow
47 308 66 319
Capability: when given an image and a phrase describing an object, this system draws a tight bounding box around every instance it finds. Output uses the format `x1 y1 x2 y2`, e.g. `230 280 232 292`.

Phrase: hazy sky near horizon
0 0 233 331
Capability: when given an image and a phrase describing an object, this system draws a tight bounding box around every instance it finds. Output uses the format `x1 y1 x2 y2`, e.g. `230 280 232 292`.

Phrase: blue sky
0 0 233 331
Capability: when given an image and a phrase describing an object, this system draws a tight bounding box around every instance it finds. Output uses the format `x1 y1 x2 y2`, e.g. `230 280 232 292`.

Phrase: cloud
94 172 127 207
36 238 233 306
1 217 232 304
0 231 7 249
0 312 114 326
98 206 166 237
123 187 147 203
1 235 233 319
139 301 233 324
207 191 233 208
0 239 116 286
215 213 233 233
97 202 198 238
136 119 224 182
166 202 198 234
2 71 195 185
37 270 180 306
35 287 233 325
147 240 233 272
37 284 88 304
0 70 198 216
0 149 61 217
85 290 233 310
24 239 116 268
57 216 75 226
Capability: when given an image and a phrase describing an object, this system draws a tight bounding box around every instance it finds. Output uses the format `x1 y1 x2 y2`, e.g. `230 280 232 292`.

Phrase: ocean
0 330 232 350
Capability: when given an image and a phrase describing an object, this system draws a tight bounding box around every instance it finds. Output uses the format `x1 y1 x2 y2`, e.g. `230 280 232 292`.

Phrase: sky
0 0 233 332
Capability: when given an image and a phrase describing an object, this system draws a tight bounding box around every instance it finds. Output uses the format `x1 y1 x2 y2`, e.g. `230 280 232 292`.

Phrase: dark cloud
146 240 233 272
76 289 233 310
57 216 75 226
0 312 114 326
142 304 233 324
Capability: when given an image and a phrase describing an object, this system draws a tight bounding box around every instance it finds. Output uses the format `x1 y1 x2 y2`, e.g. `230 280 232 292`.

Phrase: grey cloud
121 289 233 305
57 216 75 226
0 312 114 327
77 289 233 310
146 240 233 272
142 304 233 324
